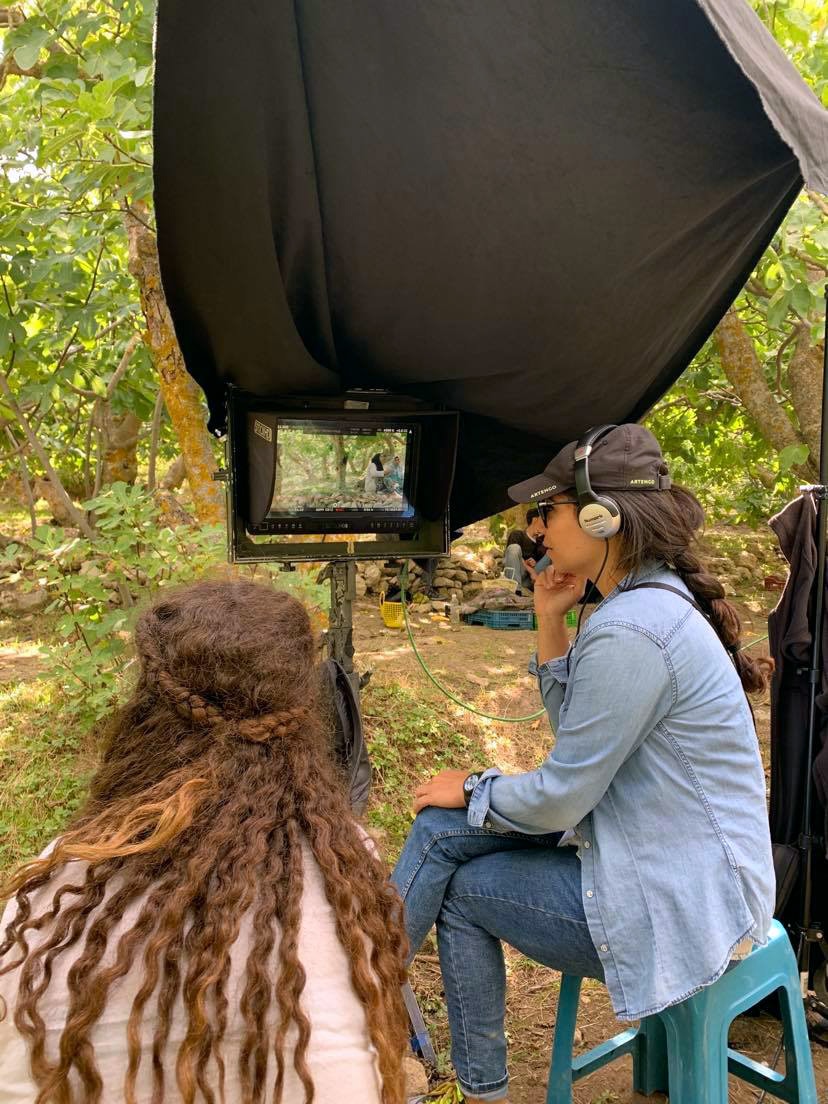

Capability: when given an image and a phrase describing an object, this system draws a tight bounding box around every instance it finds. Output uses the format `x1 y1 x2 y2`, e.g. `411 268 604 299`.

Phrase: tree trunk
101 410 141 485
124 206 225 526
788 323 824 467
160 455 187 491
335 435 347 491
714 310 812 475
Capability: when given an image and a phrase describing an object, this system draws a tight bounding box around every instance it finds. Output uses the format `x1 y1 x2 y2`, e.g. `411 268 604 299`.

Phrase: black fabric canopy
153 0 828 529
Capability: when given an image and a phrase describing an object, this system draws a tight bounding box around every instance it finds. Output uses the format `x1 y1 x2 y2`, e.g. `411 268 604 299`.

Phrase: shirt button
583 841 591 848
600 943 609 953
484 819 492 829
586 890 594 898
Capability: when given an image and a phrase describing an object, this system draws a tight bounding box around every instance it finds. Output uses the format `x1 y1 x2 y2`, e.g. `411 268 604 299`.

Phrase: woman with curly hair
0 580 409 1104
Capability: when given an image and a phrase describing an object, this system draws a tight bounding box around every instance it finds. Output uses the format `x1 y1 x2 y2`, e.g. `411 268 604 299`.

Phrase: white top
0 841 384 1103
363 463 381 493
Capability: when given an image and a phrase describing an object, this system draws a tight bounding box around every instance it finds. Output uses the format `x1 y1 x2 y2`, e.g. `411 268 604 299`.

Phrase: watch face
464 774 478 795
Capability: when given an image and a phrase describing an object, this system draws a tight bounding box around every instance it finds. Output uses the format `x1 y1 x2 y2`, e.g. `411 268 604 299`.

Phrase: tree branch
787 245 828 277
6 426 37 536
106 333 141 399
774 328 797 397
0 367 95 538
103 135 151 167
147 389 165 493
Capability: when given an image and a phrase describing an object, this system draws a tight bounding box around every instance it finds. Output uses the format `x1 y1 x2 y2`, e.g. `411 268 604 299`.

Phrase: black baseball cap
508 424 671 503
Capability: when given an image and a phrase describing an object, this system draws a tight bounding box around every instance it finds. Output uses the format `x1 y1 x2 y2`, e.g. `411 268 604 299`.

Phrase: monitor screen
268 420 416 519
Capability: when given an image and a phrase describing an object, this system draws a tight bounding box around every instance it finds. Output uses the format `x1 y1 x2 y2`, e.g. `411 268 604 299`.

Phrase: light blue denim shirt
467 561 775 1021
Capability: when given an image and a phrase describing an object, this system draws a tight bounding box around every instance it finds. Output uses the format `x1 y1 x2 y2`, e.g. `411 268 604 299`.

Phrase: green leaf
766 288 791 329
12 28 52 71
791 282 813 316
779 443 810 473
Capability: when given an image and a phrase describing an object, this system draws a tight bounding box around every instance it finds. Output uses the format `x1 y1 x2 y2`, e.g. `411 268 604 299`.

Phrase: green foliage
4 484 329 726
362 683 471 857
1 1 164 489
0 677 93 875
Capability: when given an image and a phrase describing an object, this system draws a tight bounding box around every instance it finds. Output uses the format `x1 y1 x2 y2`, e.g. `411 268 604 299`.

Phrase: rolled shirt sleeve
468 625 673 834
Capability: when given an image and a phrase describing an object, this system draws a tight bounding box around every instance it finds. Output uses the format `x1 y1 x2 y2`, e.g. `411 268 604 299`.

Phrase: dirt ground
0 587 825 1103
351 598 827 1104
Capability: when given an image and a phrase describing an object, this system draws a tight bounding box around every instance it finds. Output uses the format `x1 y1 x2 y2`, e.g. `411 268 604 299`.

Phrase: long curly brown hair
0 579 409 1104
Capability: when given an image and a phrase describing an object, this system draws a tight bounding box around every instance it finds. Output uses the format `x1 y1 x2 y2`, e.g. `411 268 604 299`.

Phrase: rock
363 563 383 589
354 574 367 598
402 1056 429 1097
0 585 49 614
463 582 483 599
736 550 759 571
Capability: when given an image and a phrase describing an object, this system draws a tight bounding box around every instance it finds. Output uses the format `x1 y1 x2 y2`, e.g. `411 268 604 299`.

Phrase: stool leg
777 975 819 1104
546 975 582 1104
632 1015 669 1096
660 1000 729 1104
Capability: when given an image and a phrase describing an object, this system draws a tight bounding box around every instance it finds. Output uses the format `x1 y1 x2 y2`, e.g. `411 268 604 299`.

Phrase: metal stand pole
796 283 828 995
326 561 358 689
318 559 436 1069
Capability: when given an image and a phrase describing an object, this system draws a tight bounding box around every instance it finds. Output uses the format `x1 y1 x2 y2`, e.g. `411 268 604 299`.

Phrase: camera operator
392 424 775 1104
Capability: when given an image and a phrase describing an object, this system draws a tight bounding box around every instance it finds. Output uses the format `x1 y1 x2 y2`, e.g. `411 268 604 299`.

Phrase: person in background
385 455 404 494
0 580 408 1104
503 508 548 593
364 453 384 494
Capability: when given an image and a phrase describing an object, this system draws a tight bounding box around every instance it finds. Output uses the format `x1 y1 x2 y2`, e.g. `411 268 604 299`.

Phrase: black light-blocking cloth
153 0 828 528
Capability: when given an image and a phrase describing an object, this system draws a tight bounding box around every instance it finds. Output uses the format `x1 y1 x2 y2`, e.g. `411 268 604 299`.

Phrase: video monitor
269 420 417 524
225 391 459 562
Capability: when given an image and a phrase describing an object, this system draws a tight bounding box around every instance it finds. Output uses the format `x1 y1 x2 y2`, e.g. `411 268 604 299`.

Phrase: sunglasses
537 499 579 525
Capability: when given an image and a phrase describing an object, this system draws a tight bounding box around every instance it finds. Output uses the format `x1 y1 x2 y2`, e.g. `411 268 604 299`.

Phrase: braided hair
611 486 773 695
1 580 408 1104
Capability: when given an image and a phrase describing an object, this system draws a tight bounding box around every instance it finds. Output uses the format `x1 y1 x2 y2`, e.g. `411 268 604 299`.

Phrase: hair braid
613 485 773 695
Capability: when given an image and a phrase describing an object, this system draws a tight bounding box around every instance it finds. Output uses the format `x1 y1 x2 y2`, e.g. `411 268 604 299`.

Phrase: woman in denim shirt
392 424 775 1104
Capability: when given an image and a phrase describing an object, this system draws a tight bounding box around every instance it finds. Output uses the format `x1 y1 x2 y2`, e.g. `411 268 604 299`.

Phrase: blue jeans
392 808 603 1101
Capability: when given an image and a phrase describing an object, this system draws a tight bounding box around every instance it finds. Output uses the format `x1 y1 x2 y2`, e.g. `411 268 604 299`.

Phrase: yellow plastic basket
379 591 406 629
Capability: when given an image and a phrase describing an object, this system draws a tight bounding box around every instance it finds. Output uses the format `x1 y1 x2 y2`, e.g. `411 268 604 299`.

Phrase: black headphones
573 424 622 539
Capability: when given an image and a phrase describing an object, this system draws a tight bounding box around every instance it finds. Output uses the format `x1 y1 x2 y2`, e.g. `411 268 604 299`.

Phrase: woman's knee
408 804 469 843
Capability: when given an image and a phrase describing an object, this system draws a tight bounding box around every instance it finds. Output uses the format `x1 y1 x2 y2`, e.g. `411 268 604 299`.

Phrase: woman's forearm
537 614 569 665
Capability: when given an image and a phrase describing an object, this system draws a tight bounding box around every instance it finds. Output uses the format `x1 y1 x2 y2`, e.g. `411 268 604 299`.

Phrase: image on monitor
269 420 416 517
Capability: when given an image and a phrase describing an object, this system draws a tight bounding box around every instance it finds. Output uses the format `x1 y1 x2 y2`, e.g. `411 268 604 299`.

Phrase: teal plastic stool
546 920 817 1103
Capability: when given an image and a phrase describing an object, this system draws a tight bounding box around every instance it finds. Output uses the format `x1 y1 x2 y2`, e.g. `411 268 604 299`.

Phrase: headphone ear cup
578 495 621 538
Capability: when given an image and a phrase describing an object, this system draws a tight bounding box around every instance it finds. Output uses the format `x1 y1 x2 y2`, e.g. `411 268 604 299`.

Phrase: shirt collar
593 558 666 612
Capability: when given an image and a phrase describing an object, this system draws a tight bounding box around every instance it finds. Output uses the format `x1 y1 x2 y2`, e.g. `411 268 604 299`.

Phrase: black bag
320 659 372 814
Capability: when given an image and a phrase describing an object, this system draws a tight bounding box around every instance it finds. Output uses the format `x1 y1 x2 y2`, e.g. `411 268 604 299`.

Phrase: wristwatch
463 771 482 808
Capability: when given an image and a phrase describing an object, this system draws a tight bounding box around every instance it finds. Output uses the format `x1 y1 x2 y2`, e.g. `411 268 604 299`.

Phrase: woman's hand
413 769 469 814
534 568 587 620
